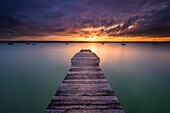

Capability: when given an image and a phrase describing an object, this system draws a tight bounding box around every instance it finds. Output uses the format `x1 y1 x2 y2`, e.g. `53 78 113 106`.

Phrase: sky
0 0 170 41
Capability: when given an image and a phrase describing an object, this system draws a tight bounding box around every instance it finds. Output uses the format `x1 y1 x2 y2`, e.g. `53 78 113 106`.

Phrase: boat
152 42 160 45
121 35 126 46
65 42 69 45
7 42 13 45
32 44 36 45
152 35 160 45
121 42 126 45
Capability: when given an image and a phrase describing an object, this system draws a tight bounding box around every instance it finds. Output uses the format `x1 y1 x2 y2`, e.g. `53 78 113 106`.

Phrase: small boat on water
102 43 104 45
26 42 31 44
121 42 126 46
121 35 126 46
152 35 160 45
65 42 69 45
7 42 13 45
32 43 36 45
152 42 160 45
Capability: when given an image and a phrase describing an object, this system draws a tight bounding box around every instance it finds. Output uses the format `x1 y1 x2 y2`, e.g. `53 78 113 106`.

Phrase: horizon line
1 41 170 43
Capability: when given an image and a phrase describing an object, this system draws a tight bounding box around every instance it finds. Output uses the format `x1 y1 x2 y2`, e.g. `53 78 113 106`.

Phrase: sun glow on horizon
1 35 170 42
86 32 99 41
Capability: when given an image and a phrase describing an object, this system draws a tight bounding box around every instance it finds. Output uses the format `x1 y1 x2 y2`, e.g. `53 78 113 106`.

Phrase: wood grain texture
45 49 125 113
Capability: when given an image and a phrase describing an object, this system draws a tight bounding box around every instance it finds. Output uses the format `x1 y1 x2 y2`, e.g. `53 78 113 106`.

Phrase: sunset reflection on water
0 43 170 113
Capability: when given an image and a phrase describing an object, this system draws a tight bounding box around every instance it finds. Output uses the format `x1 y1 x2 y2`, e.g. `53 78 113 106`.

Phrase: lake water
0 43 170 113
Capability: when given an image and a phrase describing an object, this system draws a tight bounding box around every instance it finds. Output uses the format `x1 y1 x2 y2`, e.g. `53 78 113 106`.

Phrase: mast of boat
121 34 126 45
152 33 160 45
153 34 156 42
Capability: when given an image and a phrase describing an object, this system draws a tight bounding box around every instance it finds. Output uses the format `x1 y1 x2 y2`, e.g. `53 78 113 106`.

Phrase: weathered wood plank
45 49 125 113
55 91 116 96
45 109 124 113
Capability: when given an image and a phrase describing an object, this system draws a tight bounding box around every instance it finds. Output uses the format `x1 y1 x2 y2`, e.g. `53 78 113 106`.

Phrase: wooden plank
45 109 125 113
45 49 125 113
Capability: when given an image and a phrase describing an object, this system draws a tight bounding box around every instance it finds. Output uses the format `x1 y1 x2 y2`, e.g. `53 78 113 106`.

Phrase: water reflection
0 43 170 113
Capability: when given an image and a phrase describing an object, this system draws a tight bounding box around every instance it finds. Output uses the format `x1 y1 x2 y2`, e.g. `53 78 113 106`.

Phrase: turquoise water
0 43 170 113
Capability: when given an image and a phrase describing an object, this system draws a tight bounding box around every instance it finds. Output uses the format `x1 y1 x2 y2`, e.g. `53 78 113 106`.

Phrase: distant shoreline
0 41 170 43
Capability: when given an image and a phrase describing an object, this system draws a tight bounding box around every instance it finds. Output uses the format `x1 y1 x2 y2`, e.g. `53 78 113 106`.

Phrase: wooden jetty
45 49 125 113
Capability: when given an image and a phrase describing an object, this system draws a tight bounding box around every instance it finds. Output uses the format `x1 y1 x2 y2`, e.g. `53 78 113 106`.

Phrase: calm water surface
0 43 170 113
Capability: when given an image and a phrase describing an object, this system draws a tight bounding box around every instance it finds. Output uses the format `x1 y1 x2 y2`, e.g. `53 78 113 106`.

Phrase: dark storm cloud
0 0 169 40
120 5 170 37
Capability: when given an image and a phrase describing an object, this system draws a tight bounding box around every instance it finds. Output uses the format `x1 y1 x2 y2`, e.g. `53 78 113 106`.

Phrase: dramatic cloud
0 0 169 41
